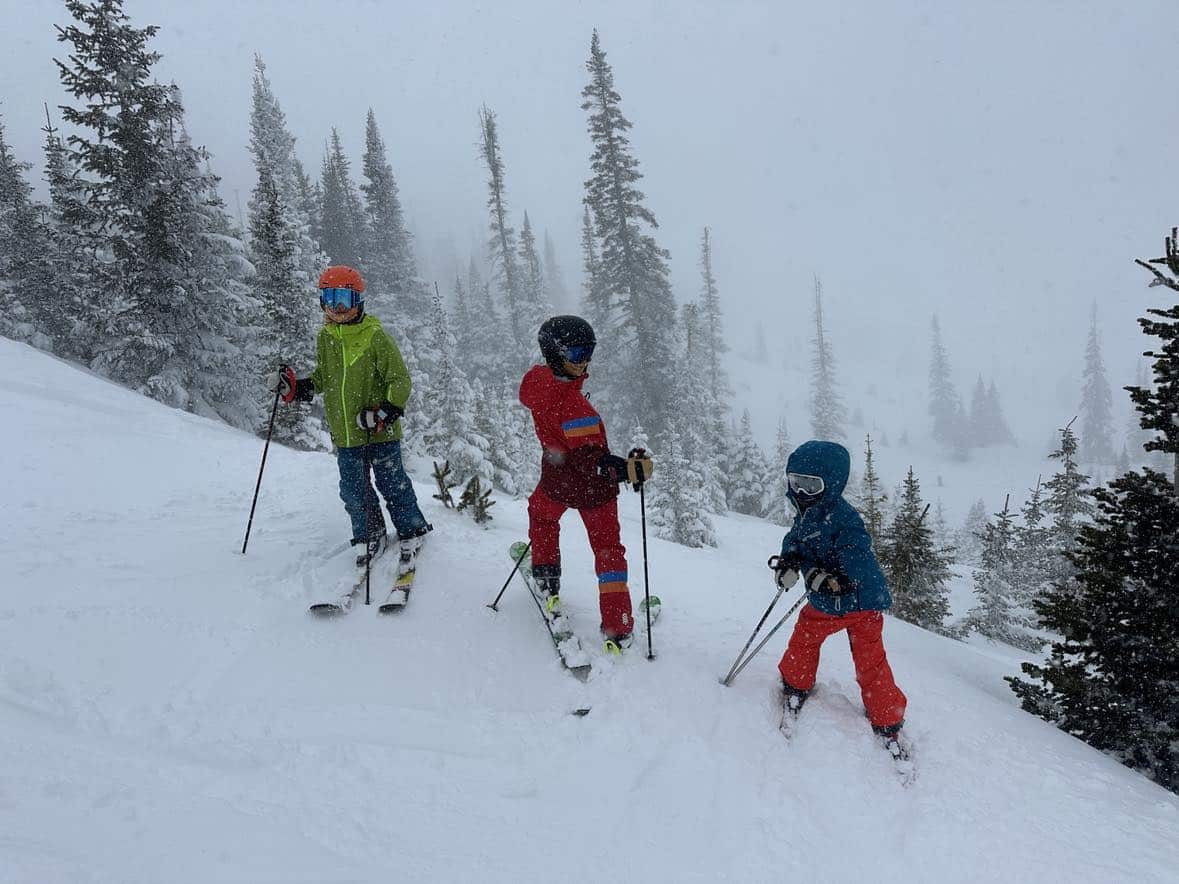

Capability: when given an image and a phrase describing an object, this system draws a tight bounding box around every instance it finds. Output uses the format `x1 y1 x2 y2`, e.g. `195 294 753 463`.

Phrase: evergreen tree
880 467 952 632
1013 477 1052 607
1043 421 1094 587
670 303 727 514
808 276 846 441
517 211 548 319
698 226 729 403
1010 467 1179 790
360 109 423 319
929 315 968 456
1129 229 1179 491
968 375 988 444
38 108 95 354
1079 302 1115 464
318 128 364 267
958 498 988 564
478 106 526 355
728 411 770 516
245 55 325 448
764 415 793 525
0 115 49 345
581 30 677 438
985 379 1015 445
646 426 716 548
859 433 888 548
962 496 1041 650
1125 360 1154 465
542 230 569 311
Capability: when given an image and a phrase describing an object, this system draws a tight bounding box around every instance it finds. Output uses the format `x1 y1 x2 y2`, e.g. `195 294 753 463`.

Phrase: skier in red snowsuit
518 316 653 646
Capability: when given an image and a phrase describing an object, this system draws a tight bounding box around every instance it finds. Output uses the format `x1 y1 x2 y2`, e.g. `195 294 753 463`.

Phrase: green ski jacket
309 315 411 449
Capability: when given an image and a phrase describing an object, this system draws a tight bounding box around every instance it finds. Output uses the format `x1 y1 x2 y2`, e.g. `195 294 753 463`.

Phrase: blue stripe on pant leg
368 441 428 537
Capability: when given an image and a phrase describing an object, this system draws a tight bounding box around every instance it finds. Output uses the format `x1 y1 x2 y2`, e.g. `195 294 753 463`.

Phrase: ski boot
353 531 387 568
397 523 432 574
782 681 810 716
873 722 909 761
531 564 561 615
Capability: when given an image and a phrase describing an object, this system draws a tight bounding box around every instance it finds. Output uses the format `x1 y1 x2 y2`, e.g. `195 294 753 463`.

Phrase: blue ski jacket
778 440 892 616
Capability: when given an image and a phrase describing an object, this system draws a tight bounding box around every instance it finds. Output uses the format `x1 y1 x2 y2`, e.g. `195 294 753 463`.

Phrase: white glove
805 568 841 594
774 567 800 590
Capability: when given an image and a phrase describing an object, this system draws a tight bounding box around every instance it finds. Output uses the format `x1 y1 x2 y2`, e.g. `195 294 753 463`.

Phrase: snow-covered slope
1 338 1176 884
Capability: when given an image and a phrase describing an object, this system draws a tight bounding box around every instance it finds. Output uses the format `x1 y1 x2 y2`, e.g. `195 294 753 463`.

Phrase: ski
309 538 390 615
379 532 430 612
603 595 662 654
508 542 592 681
880 732 917 786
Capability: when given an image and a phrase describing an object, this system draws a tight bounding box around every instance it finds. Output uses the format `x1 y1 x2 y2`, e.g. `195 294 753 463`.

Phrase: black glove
804 567 843 594
597 453 629 483
356 402 404 433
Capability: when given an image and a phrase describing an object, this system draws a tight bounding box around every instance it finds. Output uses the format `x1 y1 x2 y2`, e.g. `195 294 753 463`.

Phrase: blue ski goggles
562 343 595 364
320 286 361 310
787 472 825 497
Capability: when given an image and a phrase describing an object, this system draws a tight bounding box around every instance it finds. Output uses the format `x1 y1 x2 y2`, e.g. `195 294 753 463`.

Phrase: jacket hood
785 440 851 505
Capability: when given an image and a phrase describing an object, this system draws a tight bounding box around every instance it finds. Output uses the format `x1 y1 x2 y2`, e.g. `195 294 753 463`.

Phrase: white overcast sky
5 0 1179 436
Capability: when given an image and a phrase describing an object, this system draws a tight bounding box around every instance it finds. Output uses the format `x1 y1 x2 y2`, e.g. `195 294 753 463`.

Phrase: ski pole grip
626 447 648 492
768 555 783 571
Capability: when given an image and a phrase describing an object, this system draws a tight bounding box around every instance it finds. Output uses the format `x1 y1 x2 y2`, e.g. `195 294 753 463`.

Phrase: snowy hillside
1 338 1176 884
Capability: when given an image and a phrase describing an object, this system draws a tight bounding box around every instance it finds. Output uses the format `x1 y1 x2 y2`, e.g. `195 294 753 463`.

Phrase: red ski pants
527 488 633 635
778 604 907 729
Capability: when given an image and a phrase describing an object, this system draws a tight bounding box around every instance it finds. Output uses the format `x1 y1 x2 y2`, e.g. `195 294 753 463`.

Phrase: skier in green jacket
277 265 431 566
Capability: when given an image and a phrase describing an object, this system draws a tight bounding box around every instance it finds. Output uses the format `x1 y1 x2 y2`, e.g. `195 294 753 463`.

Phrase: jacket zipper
338 324 351 447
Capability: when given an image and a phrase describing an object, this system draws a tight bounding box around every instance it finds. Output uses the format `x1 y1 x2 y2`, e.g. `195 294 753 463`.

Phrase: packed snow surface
1 338 1176 883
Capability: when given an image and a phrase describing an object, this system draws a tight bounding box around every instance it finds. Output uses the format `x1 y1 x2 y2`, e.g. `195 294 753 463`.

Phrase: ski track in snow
1 338 1177 883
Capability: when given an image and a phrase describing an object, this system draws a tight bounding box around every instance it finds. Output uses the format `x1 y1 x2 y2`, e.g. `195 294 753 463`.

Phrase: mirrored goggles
562 343 595 364
320 286 360 310
787 472 825 497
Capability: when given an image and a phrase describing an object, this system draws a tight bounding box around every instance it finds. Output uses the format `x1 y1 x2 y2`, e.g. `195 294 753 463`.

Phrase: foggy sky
5 0 1179 443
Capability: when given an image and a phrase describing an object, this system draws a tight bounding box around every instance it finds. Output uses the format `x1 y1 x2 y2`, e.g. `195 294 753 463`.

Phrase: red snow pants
527 487 633 636
778 604 907 729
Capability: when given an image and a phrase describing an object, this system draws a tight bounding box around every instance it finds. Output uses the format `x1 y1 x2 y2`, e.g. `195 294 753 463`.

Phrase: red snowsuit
518 364 632 636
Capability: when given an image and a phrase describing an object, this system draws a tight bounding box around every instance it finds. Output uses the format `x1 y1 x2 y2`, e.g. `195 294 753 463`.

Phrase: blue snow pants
335 440 428 542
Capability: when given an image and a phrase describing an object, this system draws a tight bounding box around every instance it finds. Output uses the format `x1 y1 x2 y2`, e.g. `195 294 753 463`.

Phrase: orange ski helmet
318 265 365 293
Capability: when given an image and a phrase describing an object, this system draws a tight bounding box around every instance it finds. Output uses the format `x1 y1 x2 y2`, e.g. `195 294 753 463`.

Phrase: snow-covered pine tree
419 286 491 487
0 115 49 346
969 375 989 444
928 314 968 456
1008 237 1179 791
1042 420 1093 587
646 425 716 548
245 56 325 448
880 467 952 632
985 379 1015 445
858 433 888 548
360 109 425 321
1079 302 1115 464
292 158 322 246
318 128 365 268
1013 477 1051 608
961 495 1041 650
727 410 770 517
698 227 730 404
38 109 95 355
669 303 727 514
808 276 846 441
1125 360 1154 467
53 0 180 386
517 211 548 324
477 106 527 357
764 415 793 525
957 497 988 565
581 30 677 439
542 230 569 312
1129 229 1179 491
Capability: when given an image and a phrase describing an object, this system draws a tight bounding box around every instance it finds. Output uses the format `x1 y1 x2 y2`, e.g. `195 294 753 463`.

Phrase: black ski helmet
538 315 596 375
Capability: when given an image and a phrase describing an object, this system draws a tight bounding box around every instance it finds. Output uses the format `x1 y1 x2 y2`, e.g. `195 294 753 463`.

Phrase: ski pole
363 429 372 606
720 560 791 685
725 592 807 687
487 541 531 611
638 473 654 661
241 378 282 554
